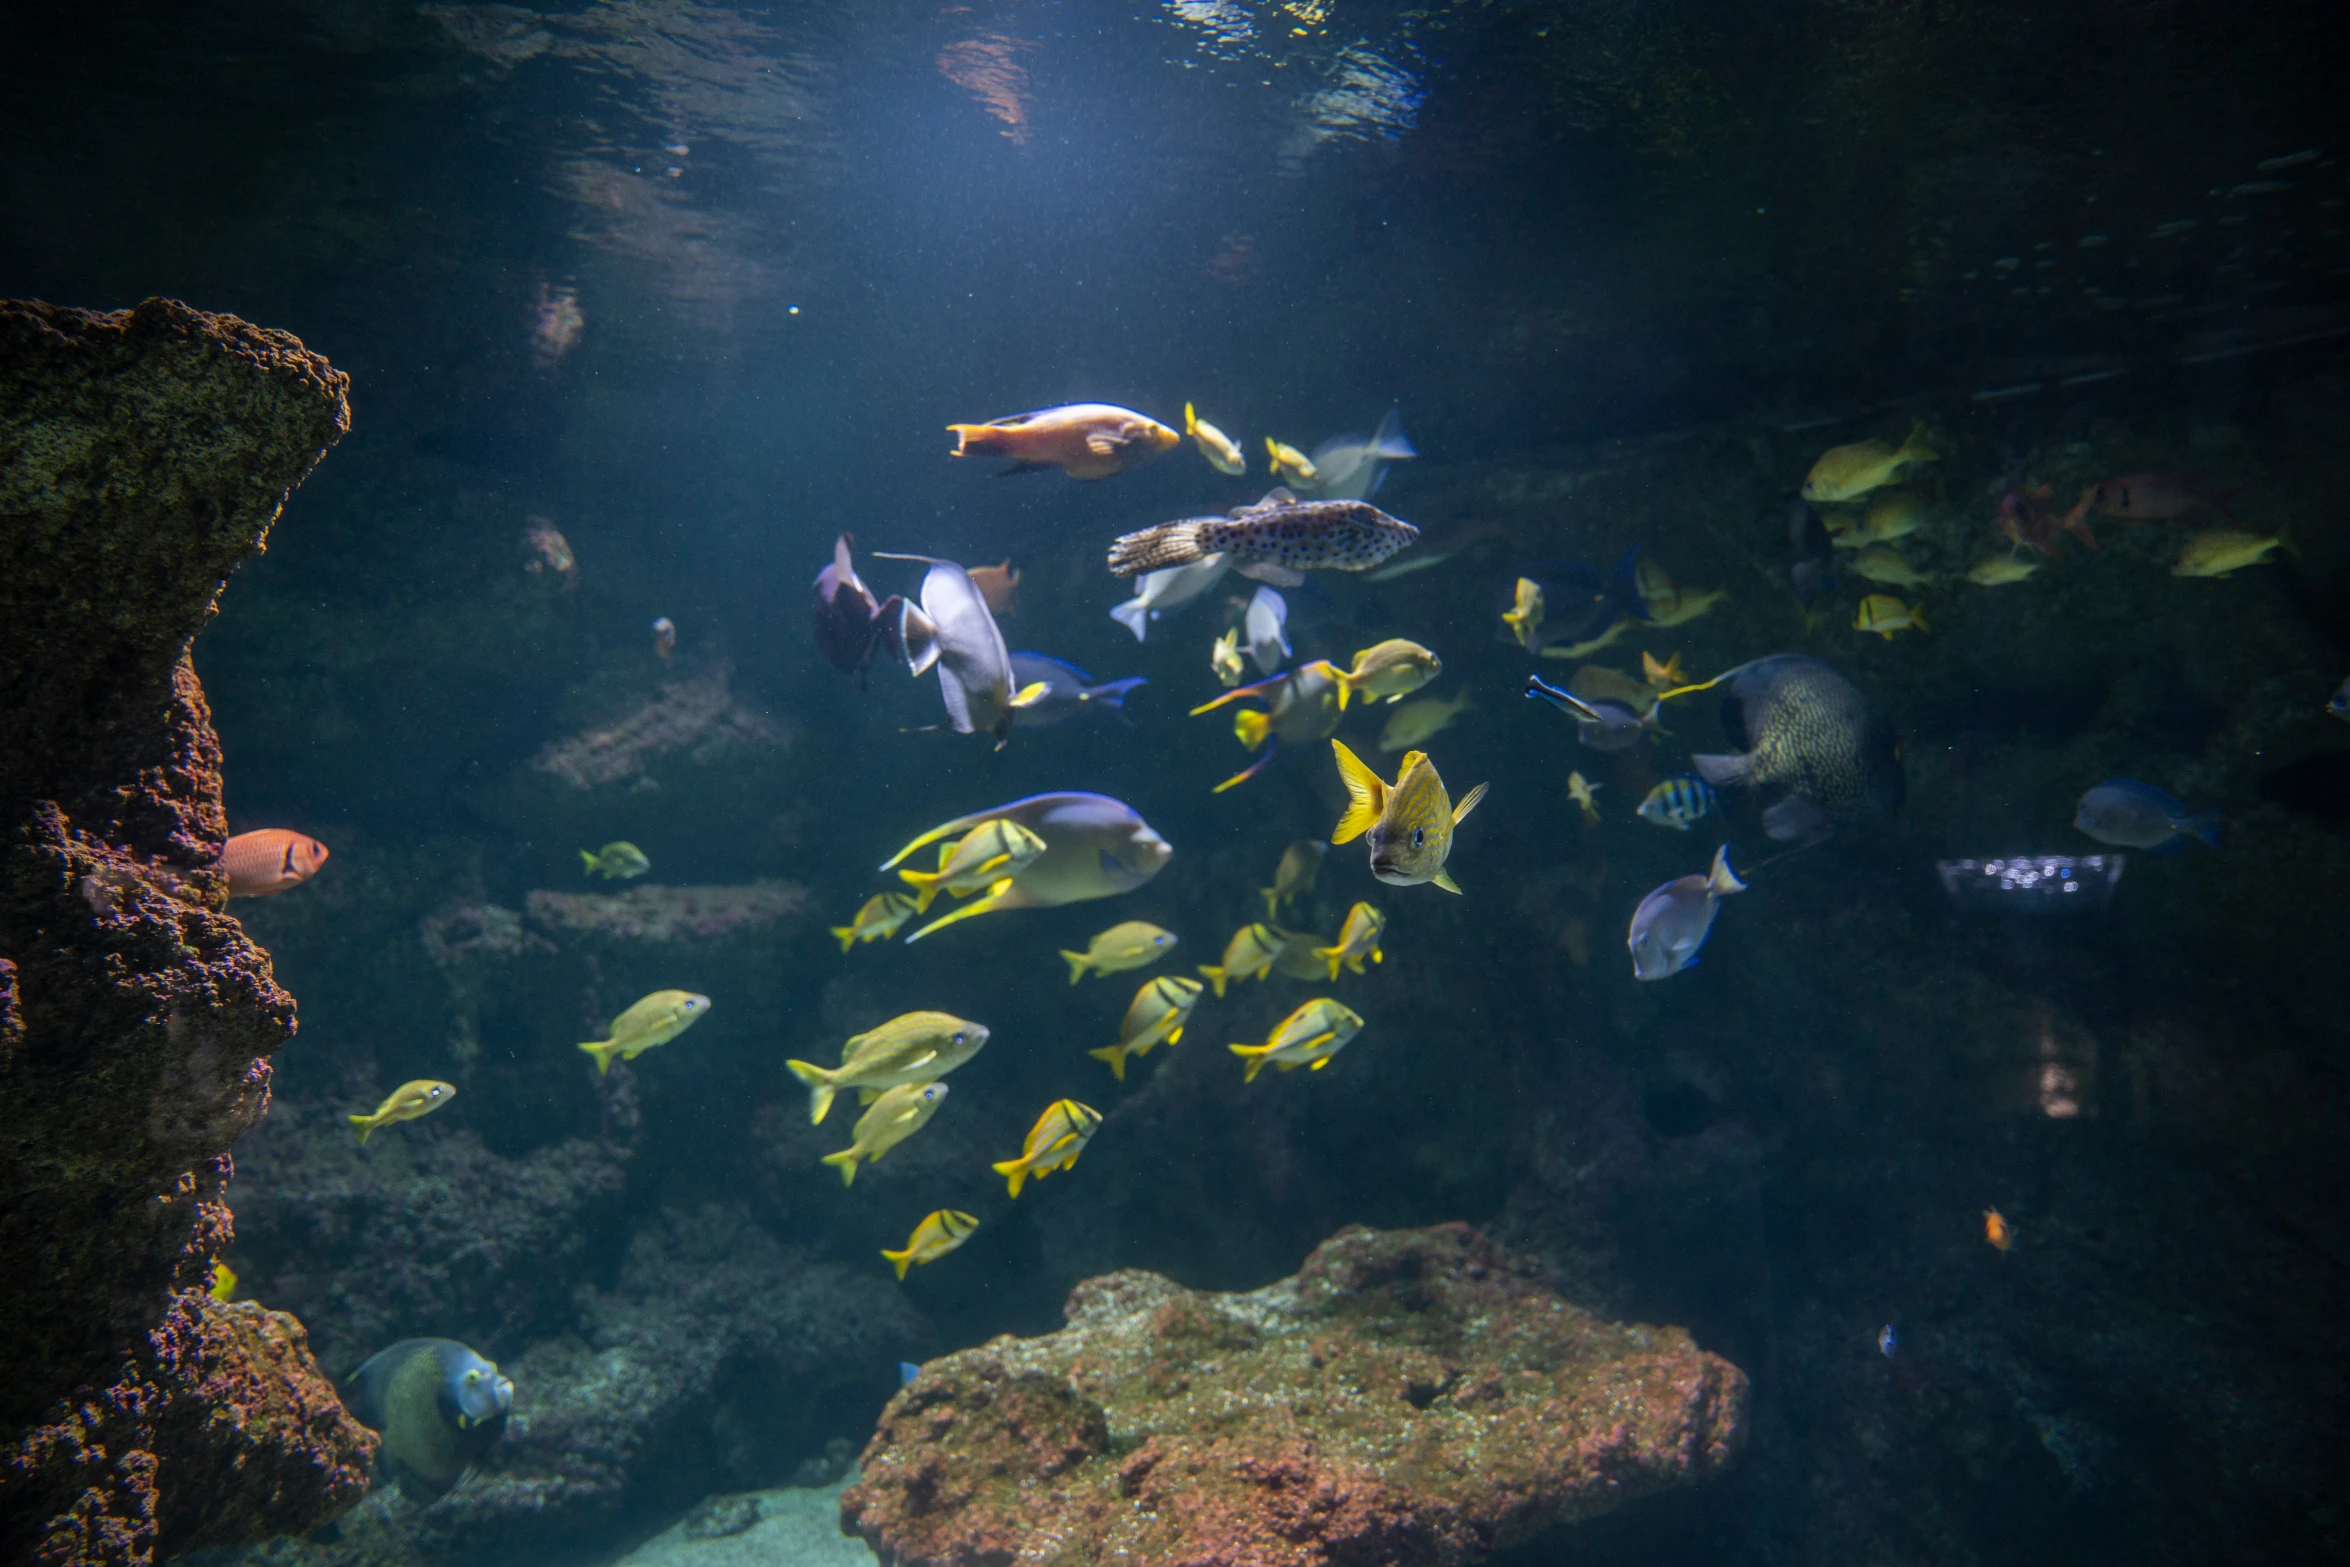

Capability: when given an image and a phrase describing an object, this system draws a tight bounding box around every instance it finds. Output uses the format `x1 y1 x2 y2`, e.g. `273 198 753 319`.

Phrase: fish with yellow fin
1379 688 1475 751
579 991 712 1075
1801 423 1937 504
349 1079 457 1144
1312 902 1386 979
2171 527 2292 578
896 819 1048 913
1329 741 1487 893
208 1260 239 1302
1198 922 1284 996
1260 839 1326 918
1830 490 1930 548
820 1081 949 1186
1269 928 1333 980
991 1099 1102 1197
1090 974 1203 1080
1230 998 1364 1083
946 404 1178 480
1331 639 1442 709
1642 651 1684 690
1190 660 1342 792
881 1209 977 1280
1853 595 1929 639
1984 1207 2014 1253
876 793 1172 943
580 841 650 880
1185 403 1247 475
1501 577 1545 649
1265 438 1319 486
831 892 917 953
1849 546 1931 588
1061 921 1178 983
1568 771 1603 825
1211 627 1247 687
786 1012 988 1124
1965 554 2039 586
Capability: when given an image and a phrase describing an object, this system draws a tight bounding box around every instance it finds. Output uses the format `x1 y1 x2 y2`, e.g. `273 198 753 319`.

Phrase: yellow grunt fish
1830 489 1929 549
1965 554 2039 586
1379 688 1474 752
1260 839 1326 919
1849 546 1931 588
350 1079 456 1145
1090 974 1203 1080
881 1209 978 1280
1230 998 1365 1083
1061 921 1178 983
1311 902 1386 979
2172 527 2292 578
991 1099 1102 1197
896 819 1048 913
831 892 918 953
1198 922 1285 997
1331 639 1442 710
1854 595 1930 639
821 1081 949 1186
1265 437 1319 486
1568 771 1603 825
786 1011 988 1124
1801 423 1937 504
1501 577 1544 649
1329 741 1487 893
1185 403 1247 475
1269 928 1332 981
579 991 711 1076
580 841 650 880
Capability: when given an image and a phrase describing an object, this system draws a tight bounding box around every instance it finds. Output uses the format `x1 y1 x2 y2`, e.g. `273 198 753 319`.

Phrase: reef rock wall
0 298 372 1564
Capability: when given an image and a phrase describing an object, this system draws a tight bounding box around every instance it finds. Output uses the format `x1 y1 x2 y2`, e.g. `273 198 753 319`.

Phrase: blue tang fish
2072 778 2220 853
1627 845 1746 981
1007 653 1146 728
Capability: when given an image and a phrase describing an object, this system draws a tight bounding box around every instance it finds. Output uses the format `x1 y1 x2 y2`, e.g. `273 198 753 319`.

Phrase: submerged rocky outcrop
0 298 369 1563
844 1223 1746 1567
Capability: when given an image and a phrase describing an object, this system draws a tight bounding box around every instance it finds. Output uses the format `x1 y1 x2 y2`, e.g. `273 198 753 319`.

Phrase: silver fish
1110 554 1231 642
882 554 1029 746
1525 676 1662 752
1627 845 1745 981
1107 489 1419 578
1244 585 1291 675
1307 405 1416 501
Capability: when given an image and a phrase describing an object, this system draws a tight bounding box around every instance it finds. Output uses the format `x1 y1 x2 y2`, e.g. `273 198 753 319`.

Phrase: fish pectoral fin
1451 782 1489 824
1009 680 1052 709
1433 869 1463 894
1309 1057 1332 1070
1084 432 1121 455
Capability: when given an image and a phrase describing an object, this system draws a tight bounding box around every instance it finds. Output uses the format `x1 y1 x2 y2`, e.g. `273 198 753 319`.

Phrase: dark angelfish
813 532 896 684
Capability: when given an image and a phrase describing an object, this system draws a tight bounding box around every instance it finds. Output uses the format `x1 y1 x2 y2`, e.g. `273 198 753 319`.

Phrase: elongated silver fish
1107 489 1419 578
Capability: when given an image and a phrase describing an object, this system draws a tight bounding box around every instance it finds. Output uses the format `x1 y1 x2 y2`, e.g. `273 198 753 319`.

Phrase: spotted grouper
1685 654 1904 846
1107 488 1418 578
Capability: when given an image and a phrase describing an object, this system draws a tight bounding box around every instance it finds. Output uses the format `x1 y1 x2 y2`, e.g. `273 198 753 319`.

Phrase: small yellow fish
1965 554 2039 586
208 1260 239 1302
1501 577 1545 649
1637 582 1729 628
578 990 712 1075
1090 974 1203 1080
1379 688 1475 752
1061 921 1178 983
821 1081 950 1186
1266 437 1319 486
1198 922 1284 997
1211 626 1246 687
1312 902 1386 979
1329 741 1487 893
1849 546 1931 588
1568 771 1602 825
1184 403 1246 475
579 841 650 880
881 1209 978 1280
1230 997 1365 1083
1260 839 1327 919
831 892 918 953
2172 527 2292 578
349 1079 456 1144
1854 595 1929 639
1801 423 1937 504
787 1011 989 1124
1830 488 1928 548
991 1099 1102 1197
1331 639 1442 709
896 819 1048 913
1641 651 1684 690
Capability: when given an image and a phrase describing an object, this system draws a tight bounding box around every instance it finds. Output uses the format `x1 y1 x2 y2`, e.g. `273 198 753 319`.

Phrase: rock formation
842 1222 1747 1567
0 297 372 1564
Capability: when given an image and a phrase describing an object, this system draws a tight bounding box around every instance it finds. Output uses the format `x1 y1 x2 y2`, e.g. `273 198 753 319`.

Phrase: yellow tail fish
991 1100 1102 1198
1329 741 1487 893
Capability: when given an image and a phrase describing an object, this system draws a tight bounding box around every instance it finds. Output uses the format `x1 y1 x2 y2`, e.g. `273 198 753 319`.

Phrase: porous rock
842 1222 1746 1567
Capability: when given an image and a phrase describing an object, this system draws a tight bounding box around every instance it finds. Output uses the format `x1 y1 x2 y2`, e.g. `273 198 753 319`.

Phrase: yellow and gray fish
1230 997 1365 1083
1330 741 1487 893
1198 922 1284 997
880 1209 978 1280
1332 639 1441 709
1269 928 1332 981
1379 688 1475 752
1191 660 1344 792
343 1338 513 1502
1312 902 1386 979
2172 527 2291 578
208 1260 238 1302
991 1099 1102 1197
349 1079 456 1145
1090 974 1204 1080
1681 653 1904 845
821 1080 950 1186
896 819 1048 913
1801 423 1937 504
1184 402 1247 475
1501 576 1545 650
1211 626 1247 686
1628 844 1745 981
878 793 1173 943
579 990 711 1075
1568 771 1602 825
1306 406 1416 501
1965 554 2039 586
1061 920 1178 983
1637 775 1719 830
1829 489 1929 548
1642 651 1685 690
1108 490 1419 578
832 892 918 953
1260 838 1326 918
1849 546 1931 588
1265 437 1319 486
786 1011 988 1124
579 841 650 880
1854 595 1929 639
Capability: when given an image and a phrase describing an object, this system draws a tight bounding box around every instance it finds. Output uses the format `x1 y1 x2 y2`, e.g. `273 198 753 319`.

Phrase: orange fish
946 404 1179 480
1983 1207 2013 1253
968 560 1021 617
220 830 330 899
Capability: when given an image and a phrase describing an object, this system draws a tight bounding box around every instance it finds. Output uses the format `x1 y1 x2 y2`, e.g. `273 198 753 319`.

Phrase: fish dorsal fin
1259 486 1298 506
1451 782 1489 824
1328 740 1388 845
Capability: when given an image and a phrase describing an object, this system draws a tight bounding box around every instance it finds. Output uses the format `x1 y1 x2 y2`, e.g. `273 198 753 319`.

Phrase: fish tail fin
579 849 598 873
1230 1043 1270 1084
882 1246 914 1281
1088 1044 1129 1081
992 1159 1029 1198
1328 741 1387 844
349 1115 374 1145
1212 748 1280 792
947 423 1005 458
579 1040 619 1075
1452 781 1489 824
1233 709 1273 751
1184 401 1200 435
1332 670 1355 711
1110 598 1151 641
2277 521 2300 559
830 925 859 954
1313 947 1342 982
785 1061 837 1124
2182 808 2223 851
897 868 944 912
1708 845 1748 896
1910 601 1931 633
1369 403 1415 461
1198 965 1229 999
905 886 1014 944
1897 421 1938 465
1091 677 1148 710
821 1149 859 1187
1106 522 1206 577
1060 950 1091 985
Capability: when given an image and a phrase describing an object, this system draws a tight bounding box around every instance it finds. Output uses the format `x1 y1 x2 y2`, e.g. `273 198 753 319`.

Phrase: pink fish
220 830 330 898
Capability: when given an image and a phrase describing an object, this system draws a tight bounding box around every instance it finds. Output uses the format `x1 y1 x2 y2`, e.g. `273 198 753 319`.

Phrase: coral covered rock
531 661 792 790
0 297 365 1563
842 1222 1746 1567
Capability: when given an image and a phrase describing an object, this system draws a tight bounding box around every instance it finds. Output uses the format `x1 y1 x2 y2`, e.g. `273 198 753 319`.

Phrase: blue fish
1637 775 1719 831
1626 845 1746 981
1877 1325 1898 1358
2072 778 2220 854
1007 653 1147 729
899 1362 921 1386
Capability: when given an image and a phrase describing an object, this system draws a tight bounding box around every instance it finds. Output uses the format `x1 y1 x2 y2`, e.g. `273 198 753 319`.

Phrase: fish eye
1411 828 1426 848
464 1370 481 1384
951 1031 966 1045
